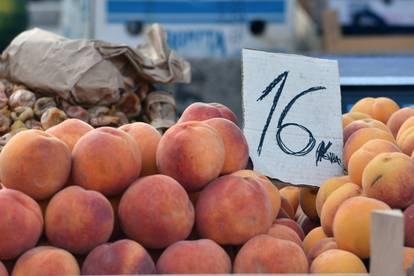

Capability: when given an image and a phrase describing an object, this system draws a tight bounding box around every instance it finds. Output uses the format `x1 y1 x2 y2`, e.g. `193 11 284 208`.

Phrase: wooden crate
323 10 414 54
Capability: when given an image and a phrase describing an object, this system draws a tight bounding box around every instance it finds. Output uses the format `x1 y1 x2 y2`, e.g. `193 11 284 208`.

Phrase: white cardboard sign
242 49 344 187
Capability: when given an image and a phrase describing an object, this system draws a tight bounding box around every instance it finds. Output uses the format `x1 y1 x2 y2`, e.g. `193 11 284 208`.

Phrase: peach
320 183 361 236
45 186 114 254
348 139 401 186
303 227 328 255
196 175 273 245
342 112 371 128
299 187 319 222
279 186 300 213
71 127 141 196
350 97 400 123
119 175 194 249
0 129 71 200
397 126 414 155
0 261 6 276
119 122 161 176
0 189 43 260
274 218 305 240
156 121 225 191
362 152 414 208
108 195 123 240
267 224 302 247
82 239 155 275
233 235 308 273
12 246 80 276
232 170 281 219
404 203 414 247
307 238 337 262
178 102 237 124
205 118 248 174
343 127 395 169
316 175 351 217
156 239 231 274
387 107 414 137
404 247 414 271
333 196 391 258
310 249 367 273
280 196 295 219
209 103 238 124
398 116 414 140
343 118 390 143
276 208 291 219
46 118 94 151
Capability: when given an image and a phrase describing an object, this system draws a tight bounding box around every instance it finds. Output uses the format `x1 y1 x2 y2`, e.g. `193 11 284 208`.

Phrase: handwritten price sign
242 49 344 187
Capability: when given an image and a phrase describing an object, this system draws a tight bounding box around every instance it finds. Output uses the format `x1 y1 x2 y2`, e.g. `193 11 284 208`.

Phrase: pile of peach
0 98 413 275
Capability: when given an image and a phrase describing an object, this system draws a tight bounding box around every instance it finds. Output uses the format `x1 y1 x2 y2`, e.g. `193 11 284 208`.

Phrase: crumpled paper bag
0 24 190 106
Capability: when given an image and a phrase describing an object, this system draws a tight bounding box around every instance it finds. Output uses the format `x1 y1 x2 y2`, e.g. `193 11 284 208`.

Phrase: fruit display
0 97 413 275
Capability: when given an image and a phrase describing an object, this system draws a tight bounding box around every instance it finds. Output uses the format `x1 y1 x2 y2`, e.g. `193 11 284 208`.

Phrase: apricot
316 175 351 217
0 189 43 260
404 203 414 247
307 238 337 262
267 224 302 247
404 247 414 271
397 126 414 155
156 239 231 274
178 102 237 123
343 127 395 169
362 152 414 208
398 116 414 140
119 122 161 176
303 227 328 255
232 170 281 219
320 183 361 236
348 139 401 186
196 175 273 245
119 175 194 249
12 246 80 276
343 118 390 143
310 249 367 273
0 129 71 200
45 118 93 151
274 218 305 240
45 186 114 254
342 112 371 128
350 97 399 123
387 107 414 137
233 235 308 273
279 186 300 212
299 187 319 222
82 239 155 275
333 196 391 258
156 121 225 191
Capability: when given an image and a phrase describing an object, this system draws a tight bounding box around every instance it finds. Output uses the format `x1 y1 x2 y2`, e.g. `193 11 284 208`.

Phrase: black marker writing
316 140 342 167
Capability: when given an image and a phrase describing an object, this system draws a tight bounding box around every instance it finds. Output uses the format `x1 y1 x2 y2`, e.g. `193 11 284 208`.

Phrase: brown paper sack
0 24 190 106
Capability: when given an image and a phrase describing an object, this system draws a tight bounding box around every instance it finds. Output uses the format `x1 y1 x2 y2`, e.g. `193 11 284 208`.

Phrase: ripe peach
196 175 273 245
209 103 238 124
0 189 43 260
343 118 390 143
387 107 414 137
46 118 93 151
0 261 6 276
178 102 237 124
316 175 351 217
108 195 123 240
119 122 161 176
280 196 295 219
333 196 391 258
299 187 319 222
232 170 281 219
307 238 337 262
303 227 328 255
404 247 414 271
274 218 305 240
342 112 371 128
350 97 399 123
0 129 71 200
205 118 248 174
280 186 300 213
362 152 414 208
404 203 414 247
119 175 194 249
233 235 308 273
320 183 361 236
397 126 414 155
156 239 231 274
45 186 114 254
72 127 141 196
398 116 414 140
267 224 302 247
348 139 401 186
82 239 155 275
12 246 80 276
156 121 225 191
310 249 367 273
343 127 395 169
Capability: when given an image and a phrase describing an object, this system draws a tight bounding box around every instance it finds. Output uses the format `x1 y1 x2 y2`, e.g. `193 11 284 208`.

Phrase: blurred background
1 0 414 118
